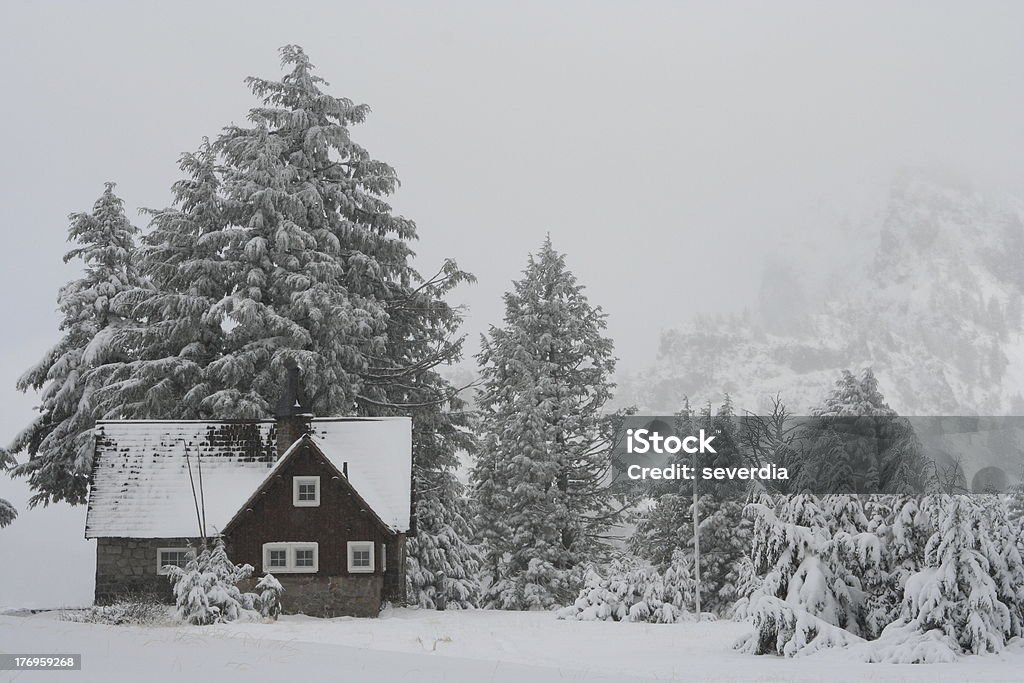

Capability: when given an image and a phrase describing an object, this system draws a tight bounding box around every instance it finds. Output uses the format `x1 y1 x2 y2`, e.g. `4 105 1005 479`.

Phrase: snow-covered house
84 369 413 617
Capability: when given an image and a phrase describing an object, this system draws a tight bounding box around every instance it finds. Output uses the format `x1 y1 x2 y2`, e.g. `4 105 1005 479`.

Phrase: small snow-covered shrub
862 622 959 663
488 558 581 611
62 598 173 626
166 537 260 625
734 595 864 657
558 552 695 623
255 573 283 620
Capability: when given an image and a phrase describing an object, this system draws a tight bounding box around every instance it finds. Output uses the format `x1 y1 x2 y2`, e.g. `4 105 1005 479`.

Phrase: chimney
274 358 313 456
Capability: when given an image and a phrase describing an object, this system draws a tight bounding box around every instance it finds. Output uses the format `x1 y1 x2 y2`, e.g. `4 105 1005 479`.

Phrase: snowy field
3 608 1023 683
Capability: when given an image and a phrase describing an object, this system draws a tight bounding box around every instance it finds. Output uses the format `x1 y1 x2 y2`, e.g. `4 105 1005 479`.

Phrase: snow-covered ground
3 608 1023 683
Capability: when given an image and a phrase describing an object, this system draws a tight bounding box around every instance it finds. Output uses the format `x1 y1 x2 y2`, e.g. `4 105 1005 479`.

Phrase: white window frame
262 542 319 573
292 476 321 507
347 541 375 573
381 543 387 573
156 547 192 575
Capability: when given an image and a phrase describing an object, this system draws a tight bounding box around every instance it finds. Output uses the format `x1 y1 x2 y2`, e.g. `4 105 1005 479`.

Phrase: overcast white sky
1 1 1023 605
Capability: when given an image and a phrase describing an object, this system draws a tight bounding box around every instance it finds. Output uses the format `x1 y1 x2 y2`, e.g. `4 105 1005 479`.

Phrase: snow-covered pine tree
1006 481 1024 531
557 551 694 623
885 496 933 601
405 456 482 609
738 488 901 653
979 496 1024 638
167 551 215 625
5 183 138 505
166 537 258 625
878 496 1019 658
814 368 895 418
121 47 388 417
737 494 869 655
104 46 473 421
799 368 926 494
472 237 618 609
861 494 902 636
198 45 419 415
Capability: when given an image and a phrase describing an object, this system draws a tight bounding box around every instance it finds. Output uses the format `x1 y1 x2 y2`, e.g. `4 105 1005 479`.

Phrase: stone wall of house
97 537 383 617
240 574 383 617
94 537 193 604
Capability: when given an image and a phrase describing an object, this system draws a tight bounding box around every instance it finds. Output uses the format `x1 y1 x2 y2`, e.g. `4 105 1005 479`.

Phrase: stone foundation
239 574 383 618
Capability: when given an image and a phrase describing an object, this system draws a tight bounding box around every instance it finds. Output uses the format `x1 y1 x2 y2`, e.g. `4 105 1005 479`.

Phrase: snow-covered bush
739 491 1024 661
738 495 889 651
734 595 864 657
558 552 695 623
487 558 580 611
255 573 283 620
166 537 259 625
62 598 173 626
875 496 1024 659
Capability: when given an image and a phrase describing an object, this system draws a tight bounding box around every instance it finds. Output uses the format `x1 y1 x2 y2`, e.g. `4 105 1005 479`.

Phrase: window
381 544 387 573
262 542 319 573
268 549 288 569
295 549 315 568
347 541 375 573
292 476 321 507
157 548 191 575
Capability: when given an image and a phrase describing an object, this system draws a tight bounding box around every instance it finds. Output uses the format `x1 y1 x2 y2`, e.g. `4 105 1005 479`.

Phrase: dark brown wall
225 443 404 615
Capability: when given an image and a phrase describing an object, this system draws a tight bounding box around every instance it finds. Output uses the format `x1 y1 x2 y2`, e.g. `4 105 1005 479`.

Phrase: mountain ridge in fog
618 171 1024 416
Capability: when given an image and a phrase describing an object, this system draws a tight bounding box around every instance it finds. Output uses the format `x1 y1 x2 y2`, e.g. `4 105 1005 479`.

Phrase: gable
222 435 394 536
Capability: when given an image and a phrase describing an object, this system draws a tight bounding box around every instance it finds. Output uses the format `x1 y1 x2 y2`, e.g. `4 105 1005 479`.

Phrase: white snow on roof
85 417 412 538
310 418 412 532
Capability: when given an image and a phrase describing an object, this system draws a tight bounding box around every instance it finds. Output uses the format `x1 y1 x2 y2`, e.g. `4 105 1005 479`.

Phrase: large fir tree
472 237 618 609
107 47 432 419
797 368 926 494
5 183 138 506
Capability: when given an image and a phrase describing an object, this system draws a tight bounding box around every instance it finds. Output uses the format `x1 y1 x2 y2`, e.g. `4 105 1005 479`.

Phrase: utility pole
692 403 707 620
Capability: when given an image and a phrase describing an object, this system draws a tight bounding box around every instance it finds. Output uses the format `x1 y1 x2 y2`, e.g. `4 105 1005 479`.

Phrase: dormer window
292 476 320 507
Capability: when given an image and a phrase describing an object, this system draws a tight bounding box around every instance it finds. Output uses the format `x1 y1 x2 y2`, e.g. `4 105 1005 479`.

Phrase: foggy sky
1 3 1023 604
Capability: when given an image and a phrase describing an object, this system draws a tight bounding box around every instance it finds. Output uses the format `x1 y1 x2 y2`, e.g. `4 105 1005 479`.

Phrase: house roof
85 417 412 539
